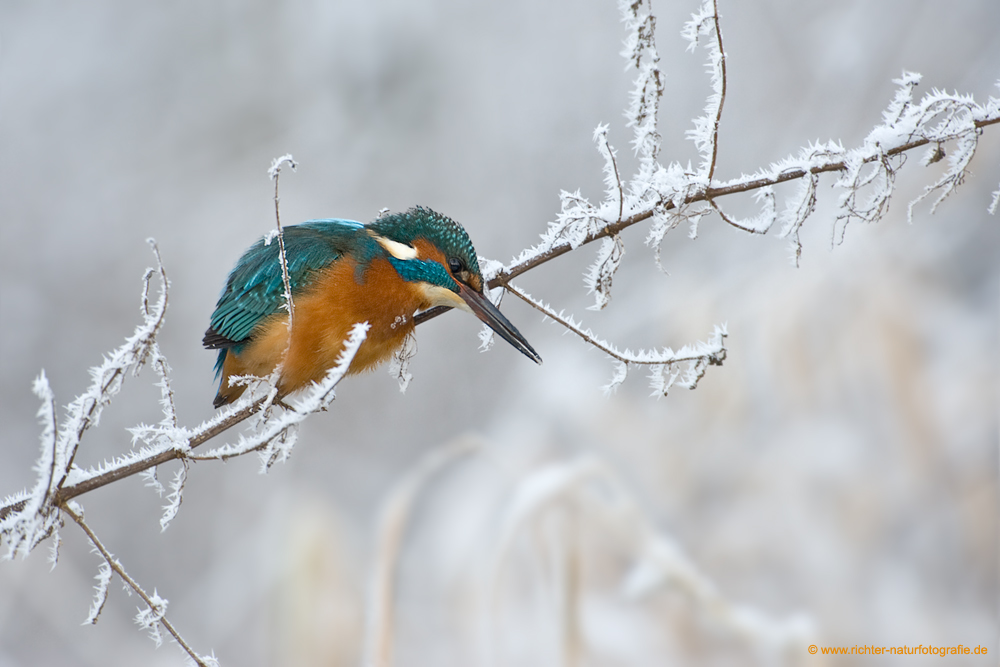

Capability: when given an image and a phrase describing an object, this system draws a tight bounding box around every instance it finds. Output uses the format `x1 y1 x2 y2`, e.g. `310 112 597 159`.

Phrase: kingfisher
203 206 541 407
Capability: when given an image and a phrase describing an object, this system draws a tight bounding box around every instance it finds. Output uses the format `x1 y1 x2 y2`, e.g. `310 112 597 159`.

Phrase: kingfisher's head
367 207 541 364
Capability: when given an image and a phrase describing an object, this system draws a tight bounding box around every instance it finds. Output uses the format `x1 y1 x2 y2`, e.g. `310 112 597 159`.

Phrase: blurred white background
1 1 997 665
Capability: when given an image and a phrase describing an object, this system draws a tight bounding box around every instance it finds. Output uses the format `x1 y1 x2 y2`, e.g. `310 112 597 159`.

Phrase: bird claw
274 397 295 411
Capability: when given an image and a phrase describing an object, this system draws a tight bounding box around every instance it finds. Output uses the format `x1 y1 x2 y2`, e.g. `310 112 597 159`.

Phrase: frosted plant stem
708 197 770 235
269 155 298 331
505 284 718 367
63 503 214 666
698 0 750 233
706 0 726 184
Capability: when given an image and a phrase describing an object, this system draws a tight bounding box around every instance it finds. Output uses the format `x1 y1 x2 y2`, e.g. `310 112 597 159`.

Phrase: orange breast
218 255 432 403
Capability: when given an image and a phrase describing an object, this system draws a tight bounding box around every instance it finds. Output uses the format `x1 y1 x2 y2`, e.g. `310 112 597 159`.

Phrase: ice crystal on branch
139 467 165 497
3 242 169 560
476 258 507 351
777 172 819 266
584 233 626 311
159 461 189 532
682 0 725 181
85 561 113 625
196 321 370 466
507 285 726 396
620 0 663 163
595 124 624 221
712 186 776 235
388 332 418 393
267 153 297 180
135 591 168 647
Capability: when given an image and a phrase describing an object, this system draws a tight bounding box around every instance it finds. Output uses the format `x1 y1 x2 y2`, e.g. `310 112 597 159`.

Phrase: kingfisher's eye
448 257 464 274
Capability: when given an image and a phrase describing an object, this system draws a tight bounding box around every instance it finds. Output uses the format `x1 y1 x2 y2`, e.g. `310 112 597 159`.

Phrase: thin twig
707 197 765 234
269 155 298 329
57 240 170 502
505 284 719 367
63 503 213 667
597 127 624 223
706 0 726 184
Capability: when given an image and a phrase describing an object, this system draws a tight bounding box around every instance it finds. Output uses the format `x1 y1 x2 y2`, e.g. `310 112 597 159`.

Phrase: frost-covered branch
1 289 368 548
63 502 219 666
416 1 1000 386
457 88 994 293
66 321 367 506
267 154 298 328
683 0 727 183
0 152 374 665
464 78 999 295
2 241 169 558
506 284 727 396
387 331 418 393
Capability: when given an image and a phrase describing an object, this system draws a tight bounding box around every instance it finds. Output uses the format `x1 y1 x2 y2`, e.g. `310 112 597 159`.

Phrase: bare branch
2 322 369 538
594 124 624 224
621 0 663 163
268 154 298 330
505 284 727 395
683 0 728 183
158 459 188 532
414 112 999 333
387 331 418 393
63 502 217 666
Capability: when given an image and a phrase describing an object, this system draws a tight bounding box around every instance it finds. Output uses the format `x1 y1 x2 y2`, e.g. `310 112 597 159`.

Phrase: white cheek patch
373 235 418 260
420 284 472 313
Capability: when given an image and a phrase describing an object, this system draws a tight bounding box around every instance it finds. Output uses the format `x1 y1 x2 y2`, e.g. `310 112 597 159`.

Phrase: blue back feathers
206 219 365 347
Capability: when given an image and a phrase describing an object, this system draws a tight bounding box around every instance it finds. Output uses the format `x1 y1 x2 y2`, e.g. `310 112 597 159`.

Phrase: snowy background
1 1 997 665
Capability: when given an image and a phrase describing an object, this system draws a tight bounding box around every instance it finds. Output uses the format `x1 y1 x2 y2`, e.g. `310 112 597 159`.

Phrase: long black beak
458 284 542 364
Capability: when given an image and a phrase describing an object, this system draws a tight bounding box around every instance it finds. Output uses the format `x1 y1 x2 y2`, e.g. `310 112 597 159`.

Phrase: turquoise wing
203 219 365 355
